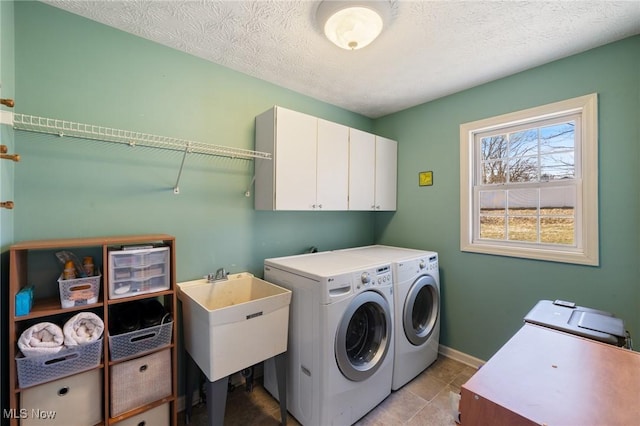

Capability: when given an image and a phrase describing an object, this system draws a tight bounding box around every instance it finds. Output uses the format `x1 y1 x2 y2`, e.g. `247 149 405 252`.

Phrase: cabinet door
274 107 317 210
317 119 349 210
348 128 376 210
374 136 398 211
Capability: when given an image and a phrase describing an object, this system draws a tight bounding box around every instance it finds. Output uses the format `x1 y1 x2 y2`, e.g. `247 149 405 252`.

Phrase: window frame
460 94 599 265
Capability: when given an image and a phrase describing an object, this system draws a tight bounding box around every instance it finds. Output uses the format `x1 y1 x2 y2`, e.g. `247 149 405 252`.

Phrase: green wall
375 35 640 360
12 1 376 281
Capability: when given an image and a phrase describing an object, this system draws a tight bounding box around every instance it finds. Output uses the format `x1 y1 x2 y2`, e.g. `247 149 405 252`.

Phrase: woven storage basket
109 320 173 361
110 349 171 416
16 338 103 388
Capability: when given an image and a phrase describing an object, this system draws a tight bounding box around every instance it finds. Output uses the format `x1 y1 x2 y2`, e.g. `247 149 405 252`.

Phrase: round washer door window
335 290 392 382
403 275 439 346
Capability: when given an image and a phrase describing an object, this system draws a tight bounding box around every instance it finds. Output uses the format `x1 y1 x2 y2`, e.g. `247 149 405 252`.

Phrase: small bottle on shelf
83 256 95 276
63 260 76 280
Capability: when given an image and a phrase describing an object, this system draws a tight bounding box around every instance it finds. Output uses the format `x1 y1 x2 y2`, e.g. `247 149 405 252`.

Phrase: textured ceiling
45 0 640 118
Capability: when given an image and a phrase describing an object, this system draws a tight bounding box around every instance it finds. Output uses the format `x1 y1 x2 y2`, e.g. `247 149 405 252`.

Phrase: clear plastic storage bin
16 338 103 389
108 246 170 299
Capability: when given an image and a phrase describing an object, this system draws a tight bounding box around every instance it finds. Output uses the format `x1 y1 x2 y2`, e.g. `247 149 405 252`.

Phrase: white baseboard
439 344 485 369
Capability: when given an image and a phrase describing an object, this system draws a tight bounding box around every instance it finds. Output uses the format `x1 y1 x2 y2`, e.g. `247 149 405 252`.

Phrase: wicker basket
110 349 171 416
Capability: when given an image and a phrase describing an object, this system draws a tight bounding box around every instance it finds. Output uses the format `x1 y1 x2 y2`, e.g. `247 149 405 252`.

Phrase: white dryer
263 251 394 426
337 245 440 390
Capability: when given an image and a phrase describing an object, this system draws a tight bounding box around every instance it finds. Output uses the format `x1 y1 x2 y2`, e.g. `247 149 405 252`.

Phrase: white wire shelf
12 113 272 161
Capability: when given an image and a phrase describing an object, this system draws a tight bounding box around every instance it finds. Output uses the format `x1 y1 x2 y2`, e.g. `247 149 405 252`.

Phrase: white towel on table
18 322 64 357
63 312 104 346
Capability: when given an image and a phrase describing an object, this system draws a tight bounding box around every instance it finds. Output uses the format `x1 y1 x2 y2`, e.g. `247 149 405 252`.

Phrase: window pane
540 152 574 180
540 122 575 154
539 187 575 245
480 190 505 240
482 160 507 184
480 190 505 215
540 186 575 210
508 189 538 216
509 129 538 158
508 217 538 242
481 135 507 160
541 218 575 244
507 156 538 182
480 216 505 239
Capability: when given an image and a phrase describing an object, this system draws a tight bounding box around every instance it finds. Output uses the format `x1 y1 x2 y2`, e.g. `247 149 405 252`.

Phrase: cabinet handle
318 204 322 209
1 201 14 209
0 98 14 108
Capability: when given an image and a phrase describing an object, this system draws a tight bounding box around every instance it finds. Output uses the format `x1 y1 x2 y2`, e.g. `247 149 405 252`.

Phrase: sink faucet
215 267 227 280
207 268 228 283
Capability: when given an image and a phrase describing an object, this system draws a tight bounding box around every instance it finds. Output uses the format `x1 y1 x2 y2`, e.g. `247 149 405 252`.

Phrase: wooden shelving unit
8 234 178 426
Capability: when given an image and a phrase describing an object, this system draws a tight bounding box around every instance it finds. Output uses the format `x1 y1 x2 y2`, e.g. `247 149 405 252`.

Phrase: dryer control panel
356 265 392 289
418 255 439 272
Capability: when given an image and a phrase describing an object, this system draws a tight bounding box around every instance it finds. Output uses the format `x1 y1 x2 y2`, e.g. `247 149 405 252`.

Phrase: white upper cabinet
348 128 376 210
255 106 348 210
255 106 316 210
348 130 398 211
255 106 396 211
317 119 349 210
374 136 398 211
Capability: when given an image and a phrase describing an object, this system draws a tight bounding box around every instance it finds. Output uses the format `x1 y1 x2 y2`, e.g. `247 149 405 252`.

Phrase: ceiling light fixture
316 1 391 51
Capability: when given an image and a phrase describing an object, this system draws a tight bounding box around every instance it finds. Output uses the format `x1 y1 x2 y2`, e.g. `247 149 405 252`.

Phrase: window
460 94 598 265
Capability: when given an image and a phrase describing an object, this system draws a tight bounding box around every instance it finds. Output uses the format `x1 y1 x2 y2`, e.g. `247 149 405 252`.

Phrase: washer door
404 275 439 346
335 290 392 382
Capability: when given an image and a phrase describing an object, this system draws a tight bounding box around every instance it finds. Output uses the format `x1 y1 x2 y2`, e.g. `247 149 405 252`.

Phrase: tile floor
179 356 476 426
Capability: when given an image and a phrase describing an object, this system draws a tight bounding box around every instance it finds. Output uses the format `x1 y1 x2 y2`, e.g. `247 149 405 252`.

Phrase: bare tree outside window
477 122 576 245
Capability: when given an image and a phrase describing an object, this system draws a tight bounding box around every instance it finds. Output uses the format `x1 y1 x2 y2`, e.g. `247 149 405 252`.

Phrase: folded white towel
18 322 64 357
63 312 104 346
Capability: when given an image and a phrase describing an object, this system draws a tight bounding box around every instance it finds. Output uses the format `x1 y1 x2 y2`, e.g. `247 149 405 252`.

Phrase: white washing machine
336 245 440 390
263 251 394 426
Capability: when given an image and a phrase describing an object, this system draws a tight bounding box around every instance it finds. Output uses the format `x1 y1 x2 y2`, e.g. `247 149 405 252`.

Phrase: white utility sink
178 272 291 382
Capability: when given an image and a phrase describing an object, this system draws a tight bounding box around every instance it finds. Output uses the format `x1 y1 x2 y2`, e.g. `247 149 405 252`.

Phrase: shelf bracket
173 143 191 194
244 175 256 197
